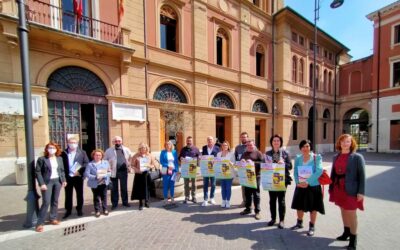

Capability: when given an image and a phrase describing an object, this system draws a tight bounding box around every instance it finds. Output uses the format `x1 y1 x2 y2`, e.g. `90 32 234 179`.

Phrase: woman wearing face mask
35 142 67 232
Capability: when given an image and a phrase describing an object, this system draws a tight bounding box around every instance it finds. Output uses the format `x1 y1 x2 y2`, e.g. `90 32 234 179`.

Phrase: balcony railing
26 0 122 45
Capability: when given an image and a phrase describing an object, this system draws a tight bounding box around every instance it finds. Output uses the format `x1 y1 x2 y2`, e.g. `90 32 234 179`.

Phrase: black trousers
91 184 108 212
268 190 286 221
111 171 128 207
64 176 84 213
244 177 261 213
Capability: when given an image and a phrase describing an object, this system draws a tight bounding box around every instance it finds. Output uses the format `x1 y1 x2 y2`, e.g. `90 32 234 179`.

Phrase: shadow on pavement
366 166 400 203
182 212 240 225
194 222 342 249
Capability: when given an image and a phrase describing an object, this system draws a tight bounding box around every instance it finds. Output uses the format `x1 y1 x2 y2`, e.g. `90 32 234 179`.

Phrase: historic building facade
0 0 351 184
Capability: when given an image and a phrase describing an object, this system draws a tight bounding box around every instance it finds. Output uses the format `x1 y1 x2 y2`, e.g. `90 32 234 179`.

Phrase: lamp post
313 0 343 152
16 0 38 228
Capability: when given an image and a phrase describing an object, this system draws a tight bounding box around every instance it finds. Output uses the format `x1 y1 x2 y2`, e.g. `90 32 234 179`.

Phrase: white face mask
48 148 57 155
68 143 78 150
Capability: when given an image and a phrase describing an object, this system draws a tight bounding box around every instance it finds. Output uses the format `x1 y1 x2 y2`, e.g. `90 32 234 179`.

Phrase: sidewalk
0 152 399 249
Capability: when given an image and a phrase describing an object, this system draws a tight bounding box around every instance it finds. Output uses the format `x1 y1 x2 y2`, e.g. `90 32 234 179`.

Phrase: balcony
26 0 122 45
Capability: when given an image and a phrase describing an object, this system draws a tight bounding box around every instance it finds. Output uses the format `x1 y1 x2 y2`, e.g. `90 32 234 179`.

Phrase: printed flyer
214 157 232 179
237 161 257 189
260 162 286 191
181 157 198 179
298 165 313 183
199 155 215 177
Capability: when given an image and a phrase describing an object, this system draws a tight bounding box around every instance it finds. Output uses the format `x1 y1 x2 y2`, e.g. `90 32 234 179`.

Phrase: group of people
35 133 365 250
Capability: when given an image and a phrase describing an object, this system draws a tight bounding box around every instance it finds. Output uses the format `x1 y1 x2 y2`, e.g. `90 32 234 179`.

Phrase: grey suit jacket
329 153 366 196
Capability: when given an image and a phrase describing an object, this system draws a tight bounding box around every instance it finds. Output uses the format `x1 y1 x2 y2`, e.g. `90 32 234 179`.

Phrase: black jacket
61 148 89 179
35 156 66 186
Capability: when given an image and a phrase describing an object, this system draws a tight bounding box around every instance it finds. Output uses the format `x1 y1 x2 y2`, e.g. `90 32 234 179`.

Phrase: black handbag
149 169 161 181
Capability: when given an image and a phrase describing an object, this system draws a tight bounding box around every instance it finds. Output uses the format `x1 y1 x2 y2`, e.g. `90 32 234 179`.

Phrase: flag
118 0 124 23
74 0 83 21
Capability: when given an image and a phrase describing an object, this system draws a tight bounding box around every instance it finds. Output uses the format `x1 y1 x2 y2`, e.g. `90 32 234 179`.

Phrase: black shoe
347 234 357 250
278 221 285 229
62 212 71 219
139 205 143 211
240 209 251 215
111 205 117 210
290 219 303 230
77 210 83 217
144 202 149 208
267 220 276 227
307 222 315 236
337 227 351 241
192 197 197 203
123 203 131 208
183 198 188 204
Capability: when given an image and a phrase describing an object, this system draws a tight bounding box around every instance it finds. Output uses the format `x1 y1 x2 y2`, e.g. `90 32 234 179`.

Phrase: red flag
74 0 83 21
118 0 124 23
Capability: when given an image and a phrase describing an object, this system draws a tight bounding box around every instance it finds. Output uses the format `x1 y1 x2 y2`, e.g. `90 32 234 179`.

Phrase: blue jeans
162 175 175 199
203 177 216 200
220 179 233 201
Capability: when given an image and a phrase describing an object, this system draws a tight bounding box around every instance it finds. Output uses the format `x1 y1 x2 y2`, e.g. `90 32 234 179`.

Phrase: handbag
313 154 332 185
149 168 162 181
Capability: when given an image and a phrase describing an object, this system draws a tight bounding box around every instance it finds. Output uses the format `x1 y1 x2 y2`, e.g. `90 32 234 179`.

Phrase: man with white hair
104 136 132 209
201 136 220 206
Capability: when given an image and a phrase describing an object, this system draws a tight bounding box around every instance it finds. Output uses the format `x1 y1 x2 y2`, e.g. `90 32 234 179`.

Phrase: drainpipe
271 0 275 136
143 0 151 149
376 11 381 153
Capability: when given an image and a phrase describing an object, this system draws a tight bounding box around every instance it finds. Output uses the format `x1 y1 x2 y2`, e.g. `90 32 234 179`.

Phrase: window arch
256 45 265 77
291 104 302 116
47 66 107 96
252 99 268 113
292 56 297 83
212 93 234 109
299 58 304 85
216 28 229 67
153 84 187 103
160 5 178 52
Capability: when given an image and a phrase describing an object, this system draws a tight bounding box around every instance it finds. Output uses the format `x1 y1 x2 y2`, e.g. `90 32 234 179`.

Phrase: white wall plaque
112 102 146 121
0 92 42 119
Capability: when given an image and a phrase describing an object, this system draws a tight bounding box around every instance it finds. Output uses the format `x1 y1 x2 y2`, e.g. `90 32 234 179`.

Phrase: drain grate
63 223 86 236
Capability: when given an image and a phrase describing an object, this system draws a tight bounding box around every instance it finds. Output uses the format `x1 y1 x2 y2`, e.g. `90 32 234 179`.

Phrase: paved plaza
0 152 399 249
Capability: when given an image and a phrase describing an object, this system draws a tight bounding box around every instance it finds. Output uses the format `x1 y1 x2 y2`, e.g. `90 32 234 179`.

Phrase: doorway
81 104 96 155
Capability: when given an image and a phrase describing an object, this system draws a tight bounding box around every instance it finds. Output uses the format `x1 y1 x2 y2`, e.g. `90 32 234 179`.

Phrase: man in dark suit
61 137 89 218
201 136 220 206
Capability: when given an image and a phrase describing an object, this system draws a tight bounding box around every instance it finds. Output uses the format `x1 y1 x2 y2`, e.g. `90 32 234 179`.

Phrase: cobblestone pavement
0 152 399 249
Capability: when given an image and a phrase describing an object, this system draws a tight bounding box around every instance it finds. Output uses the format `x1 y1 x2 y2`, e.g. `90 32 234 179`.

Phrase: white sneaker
210 198 216 205
201 200 208 206
220 200 226 208
225 200 230 208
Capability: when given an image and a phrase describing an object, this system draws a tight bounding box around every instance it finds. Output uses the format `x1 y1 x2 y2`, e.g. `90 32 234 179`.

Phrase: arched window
212 93 234 109
291 104 302 116
323 69 328 92
216 28 229 67
153 84 187 103
253 0 260 7
323 109 331 119
160 5 178 52
252 100 268 113
299 58 304 85
256 45 265 77
328 71 332 94
47 66 107 96
309 63 314 88
292 56 297 83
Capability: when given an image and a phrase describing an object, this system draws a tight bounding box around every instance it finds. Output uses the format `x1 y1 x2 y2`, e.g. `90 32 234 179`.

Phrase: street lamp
312 0 343 152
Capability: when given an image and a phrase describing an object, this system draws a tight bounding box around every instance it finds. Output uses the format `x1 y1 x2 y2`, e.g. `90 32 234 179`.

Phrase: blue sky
285 0 397 61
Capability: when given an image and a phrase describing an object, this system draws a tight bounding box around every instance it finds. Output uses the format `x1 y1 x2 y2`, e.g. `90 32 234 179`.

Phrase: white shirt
49 157 59 179
167 152 174 167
